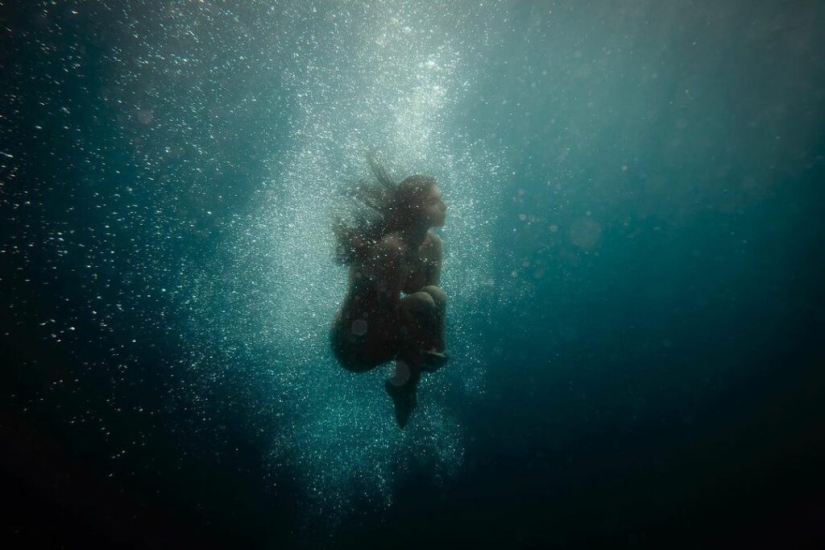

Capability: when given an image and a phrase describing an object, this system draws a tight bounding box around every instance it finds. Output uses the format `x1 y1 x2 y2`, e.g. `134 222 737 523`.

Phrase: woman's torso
336 231 438 321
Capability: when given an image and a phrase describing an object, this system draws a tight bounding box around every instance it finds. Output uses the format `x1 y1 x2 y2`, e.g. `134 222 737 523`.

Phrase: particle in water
351 319 367 336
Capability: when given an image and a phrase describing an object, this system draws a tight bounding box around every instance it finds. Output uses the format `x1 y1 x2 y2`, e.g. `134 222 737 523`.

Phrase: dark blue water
2 1 824 548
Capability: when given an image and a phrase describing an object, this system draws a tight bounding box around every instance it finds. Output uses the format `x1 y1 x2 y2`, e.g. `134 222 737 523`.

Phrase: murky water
3 1 824 547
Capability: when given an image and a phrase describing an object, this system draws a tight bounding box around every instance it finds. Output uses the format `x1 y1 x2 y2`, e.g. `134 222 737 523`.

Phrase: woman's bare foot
384 379 417 429
420 349 449 372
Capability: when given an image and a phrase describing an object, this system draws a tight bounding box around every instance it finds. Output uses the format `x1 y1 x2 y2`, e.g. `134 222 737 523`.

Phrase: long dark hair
332 154 435 265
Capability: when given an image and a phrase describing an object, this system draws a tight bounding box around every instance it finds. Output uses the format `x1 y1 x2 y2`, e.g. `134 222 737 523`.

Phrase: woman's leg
420 285 447 352
385 287 448 428
398 286 447 353
393 292 447 387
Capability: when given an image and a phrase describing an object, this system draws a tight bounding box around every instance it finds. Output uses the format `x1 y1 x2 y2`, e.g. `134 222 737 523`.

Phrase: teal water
2 1 824 547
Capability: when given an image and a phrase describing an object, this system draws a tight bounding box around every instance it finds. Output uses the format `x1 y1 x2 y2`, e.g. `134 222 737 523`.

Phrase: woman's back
344 230 440 297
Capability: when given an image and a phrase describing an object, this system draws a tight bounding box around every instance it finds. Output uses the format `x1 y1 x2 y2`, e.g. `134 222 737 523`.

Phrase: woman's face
422 185 447 227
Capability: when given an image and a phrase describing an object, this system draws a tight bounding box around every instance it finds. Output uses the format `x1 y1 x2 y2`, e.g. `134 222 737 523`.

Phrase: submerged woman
331 155 449 428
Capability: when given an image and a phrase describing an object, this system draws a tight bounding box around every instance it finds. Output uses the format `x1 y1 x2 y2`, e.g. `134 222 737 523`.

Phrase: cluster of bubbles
158 0 509 530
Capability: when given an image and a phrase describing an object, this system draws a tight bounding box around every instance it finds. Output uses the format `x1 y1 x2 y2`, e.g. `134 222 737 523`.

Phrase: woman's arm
369 235 405 311
424 232 443 287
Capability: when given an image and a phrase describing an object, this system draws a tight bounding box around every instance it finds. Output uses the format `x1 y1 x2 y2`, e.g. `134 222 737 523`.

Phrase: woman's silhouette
330 155 449 428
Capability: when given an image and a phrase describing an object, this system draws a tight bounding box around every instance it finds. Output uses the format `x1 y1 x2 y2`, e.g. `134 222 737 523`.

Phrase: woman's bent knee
421 285 447 308
402 291 435 314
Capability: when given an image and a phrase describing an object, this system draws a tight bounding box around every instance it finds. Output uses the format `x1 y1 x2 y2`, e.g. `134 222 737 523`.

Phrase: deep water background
2 1 824 548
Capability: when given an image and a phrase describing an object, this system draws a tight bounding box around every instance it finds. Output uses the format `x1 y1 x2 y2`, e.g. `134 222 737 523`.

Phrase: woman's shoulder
376 232 404 249
371 231 441 257
370 233 405 261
